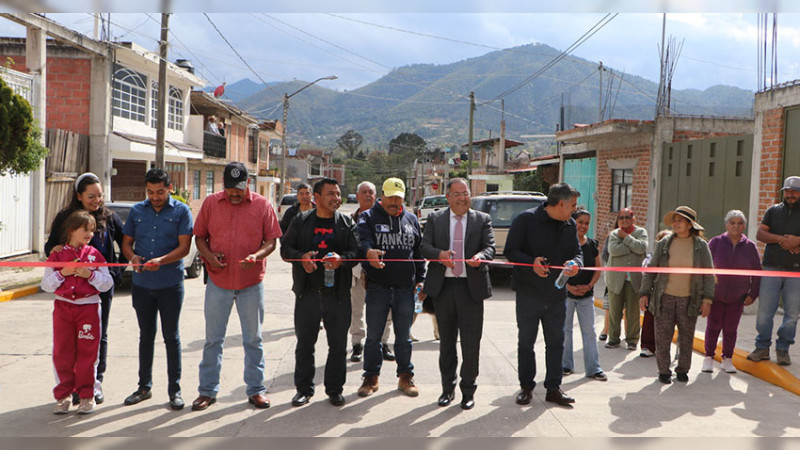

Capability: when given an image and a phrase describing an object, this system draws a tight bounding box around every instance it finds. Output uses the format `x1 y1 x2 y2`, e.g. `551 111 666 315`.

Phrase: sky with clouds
1 12 800 95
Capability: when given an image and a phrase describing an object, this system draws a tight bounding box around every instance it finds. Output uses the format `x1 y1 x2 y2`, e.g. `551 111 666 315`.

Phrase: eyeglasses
450 192 470 198
618 216 633 220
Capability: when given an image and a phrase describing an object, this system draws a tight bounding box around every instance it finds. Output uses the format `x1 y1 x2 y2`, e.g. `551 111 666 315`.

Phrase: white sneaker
639 348 655 357
701 356 714 373
77 398 95 415
53 397 70 415
721 357 737 373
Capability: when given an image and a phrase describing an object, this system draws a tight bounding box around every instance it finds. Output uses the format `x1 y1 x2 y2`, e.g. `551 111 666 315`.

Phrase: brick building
557 116 753 246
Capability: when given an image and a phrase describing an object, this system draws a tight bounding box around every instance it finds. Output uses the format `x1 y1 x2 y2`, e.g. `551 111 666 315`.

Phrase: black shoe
676 372 689 383
382 345 395 361
169 393 185 410
515 387 533 405
658 373 672 384
562 367 573 375
94 390 104 405
329 393 345 406
124 388 152 406
460 394 475 410
438 391 455 407
71 392 80 406
545 388 575 406
598 334 608 341
351 343 363 363
291 391 311 407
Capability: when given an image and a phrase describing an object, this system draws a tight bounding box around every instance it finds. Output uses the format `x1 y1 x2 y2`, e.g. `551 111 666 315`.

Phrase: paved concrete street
1 228 800 437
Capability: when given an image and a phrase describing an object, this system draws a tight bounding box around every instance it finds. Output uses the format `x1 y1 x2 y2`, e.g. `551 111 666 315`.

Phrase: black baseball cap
223 162 248 190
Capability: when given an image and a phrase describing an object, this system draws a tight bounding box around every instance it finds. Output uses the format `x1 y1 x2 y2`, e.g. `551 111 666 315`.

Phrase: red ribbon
0 258 794 278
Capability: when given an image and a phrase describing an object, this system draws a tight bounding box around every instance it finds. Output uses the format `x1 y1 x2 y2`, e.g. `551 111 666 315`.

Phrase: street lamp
280 75 337 196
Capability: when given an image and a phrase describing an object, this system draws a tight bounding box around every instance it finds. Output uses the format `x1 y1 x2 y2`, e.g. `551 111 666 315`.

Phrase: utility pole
280 93 289 196
498 99 506 173
467 91 475 177
598 61 603 122
155 12 170 170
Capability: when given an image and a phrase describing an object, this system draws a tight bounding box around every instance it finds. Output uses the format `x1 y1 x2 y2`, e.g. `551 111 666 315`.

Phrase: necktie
453 215 464 277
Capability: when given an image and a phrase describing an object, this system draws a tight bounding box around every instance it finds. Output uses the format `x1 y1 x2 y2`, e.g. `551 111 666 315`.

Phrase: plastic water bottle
554 260 577 289
324 252 335 288
414 285 423 313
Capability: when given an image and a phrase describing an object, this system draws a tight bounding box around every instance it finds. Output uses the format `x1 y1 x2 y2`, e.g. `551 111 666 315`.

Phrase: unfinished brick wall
758 107 785 223
1 55 92 135
594 146 651 247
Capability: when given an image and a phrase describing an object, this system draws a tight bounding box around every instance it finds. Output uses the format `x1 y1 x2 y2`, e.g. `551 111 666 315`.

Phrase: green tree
0 75 48 175
388 132 426 155
513 170 547 193
336 129 363 158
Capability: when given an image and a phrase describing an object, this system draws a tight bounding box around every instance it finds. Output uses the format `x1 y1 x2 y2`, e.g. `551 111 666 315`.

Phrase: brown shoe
398 373 419 397
248 393 270 409
191 395 216 411
357 375 379 397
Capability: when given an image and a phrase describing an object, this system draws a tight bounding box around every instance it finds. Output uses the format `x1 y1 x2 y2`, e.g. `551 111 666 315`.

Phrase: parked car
346 194 357 204
416 195 448 227
105 202 203 284
277 194 297 220
470 191 546 268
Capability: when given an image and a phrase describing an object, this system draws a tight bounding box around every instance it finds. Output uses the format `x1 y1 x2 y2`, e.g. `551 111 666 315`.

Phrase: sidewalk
0 251 799 437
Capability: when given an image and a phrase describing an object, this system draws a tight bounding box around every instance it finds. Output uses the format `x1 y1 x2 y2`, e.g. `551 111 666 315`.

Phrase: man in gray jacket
604 208 648 350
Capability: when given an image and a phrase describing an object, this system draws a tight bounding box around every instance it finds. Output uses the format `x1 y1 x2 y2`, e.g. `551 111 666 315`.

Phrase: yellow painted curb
593 296 800 396
0 285 41 302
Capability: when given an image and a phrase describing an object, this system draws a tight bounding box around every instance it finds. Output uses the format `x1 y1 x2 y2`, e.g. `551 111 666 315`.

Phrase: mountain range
214 43 755 151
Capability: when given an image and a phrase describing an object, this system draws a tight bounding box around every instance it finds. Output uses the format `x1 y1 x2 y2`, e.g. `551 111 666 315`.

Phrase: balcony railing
203 131 226 159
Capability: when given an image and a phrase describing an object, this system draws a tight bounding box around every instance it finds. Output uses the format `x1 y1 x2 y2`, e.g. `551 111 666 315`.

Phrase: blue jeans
131 283 183 396
363 283 415 377
198 279 266 397
562 295 602 376
755 267 800 351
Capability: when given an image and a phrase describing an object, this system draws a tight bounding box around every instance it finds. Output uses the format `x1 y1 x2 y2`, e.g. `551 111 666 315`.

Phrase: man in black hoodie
280 178 360 407
356 177 426 398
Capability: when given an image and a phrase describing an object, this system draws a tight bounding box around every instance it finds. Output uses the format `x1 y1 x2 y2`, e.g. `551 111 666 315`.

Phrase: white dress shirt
445 209 467 278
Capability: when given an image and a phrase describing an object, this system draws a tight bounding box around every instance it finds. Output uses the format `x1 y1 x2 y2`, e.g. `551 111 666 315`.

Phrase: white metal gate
0 67 35 258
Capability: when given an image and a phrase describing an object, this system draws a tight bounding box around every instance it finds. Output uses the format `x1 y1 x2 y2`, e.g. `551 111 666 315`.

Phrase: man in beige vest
604 208 648 350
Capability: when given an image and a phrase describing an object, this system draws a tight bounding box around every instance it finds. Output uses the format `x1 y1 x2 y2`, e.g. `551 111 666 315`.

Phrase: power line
488 13 618 102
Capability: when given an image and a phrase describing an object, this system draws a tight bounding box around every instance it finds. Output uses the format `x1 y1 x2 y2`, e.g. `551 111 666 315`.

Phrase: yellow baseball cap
382 177 406 199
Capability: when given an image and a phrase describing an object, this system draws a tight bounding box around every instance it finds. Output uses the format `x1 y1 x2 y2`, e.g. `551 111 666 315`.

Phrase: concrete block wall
3 55 92 135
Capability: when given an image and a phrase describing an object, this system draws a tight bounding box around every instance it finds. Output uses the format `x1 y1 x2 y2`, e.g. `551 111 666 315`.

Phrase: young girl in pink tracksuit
41 210 113 415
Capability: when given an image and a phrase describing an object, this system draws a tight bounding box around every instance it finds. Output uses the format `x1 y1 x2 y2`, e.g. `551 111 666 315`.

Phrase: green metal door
659 135 753 239
563 156 597 237
784 107 800 179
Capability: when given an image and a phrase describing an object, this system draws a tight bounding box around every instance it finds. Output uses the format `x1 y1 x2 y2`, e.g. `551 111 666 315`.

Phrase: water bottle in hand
414 285 423 313
324 252 335 288
554 260 577 289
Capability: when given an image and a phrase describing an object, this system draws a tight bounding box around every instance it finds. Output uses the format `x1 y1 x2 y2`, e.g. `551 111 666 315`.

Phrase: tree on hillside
389 132 426 155
336 129 363 158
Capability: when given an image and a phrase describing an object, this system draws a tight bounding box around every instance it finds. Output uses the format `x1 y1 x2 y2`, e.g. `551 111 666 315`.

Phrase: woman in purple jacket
703 210 762 374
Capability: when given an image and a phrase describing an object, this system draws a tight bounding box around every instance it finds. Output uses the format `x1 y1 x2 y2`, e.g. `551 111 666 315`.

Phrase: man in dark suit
420 178 495 410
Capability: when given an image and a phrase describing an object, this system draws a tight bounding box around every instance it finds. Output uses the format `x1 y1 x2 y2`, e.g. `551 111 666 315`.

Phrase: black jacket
356 203 425 288
279 202 315 234
280 209 360 300
505 202 583 300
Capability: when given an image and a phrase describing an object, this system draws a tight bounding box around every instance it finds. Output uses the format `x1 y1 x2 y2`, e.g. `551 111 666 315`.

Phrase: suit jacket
420 207 495 301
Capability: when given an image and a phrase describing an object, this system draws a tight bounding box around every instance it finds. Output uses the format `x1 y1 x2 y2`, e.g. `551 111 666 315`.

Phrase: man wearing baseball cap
748 176 800 366
191 161 282 411
355 177 426 398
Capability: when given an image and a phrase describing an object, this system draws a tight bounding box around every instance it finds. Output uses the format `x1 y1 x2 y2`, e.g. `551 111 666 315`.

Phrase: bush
0 74 49 175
